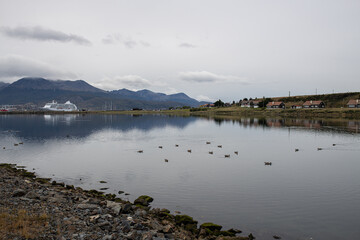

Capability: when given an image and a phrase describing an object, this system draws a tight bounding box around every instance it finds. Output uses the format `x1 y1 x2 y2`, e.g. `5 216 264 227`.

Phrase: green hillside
273 92 360 108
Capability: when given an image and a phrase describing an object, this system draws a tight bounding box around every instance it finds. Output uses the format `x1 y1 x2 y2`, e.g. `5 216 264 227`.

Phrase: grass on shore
0 208 48 239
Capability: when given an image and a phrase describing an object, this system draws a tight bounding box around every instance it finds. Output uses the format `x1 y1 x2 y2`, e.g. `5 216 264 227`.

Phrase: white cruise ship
43 100 78 112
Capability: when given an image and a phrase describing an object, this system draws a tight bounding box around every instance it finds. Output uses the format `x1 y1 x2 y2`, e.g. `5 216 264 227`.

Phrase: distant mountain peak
111 87 199 106
6 77 104 93
0 77 204 109
170 92 188 97
137 89 152 93
0 81 10 90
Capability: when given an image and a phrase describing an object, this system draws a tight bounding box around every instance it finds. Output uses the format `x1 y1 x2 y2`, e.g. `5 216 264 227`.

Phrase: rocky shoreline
0 164 253 240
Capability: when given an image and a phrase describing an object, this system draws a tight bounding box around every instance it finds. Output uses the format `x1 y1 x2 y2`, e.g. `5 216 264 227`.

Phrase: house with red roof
266 101 285 109
347 99 360 108
303 100 325 108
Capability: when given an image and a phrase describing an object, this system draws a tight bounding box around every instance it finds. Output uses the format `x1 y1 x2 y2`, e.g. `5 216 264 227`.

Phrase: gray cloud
102 34 150 48
102 34 118 45
140 41 151 47
94 75 151 90
0 55 77 81
1 26 91 45
94 75 167 91
179 71 249 84
115 75 151 88
179 42 197 48
124 40 137 49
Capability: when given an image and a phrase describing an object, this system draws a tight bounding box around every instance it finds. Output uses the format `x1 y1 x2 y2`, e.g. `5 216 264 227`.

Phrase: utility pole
315 88 317 95
289 91 290 97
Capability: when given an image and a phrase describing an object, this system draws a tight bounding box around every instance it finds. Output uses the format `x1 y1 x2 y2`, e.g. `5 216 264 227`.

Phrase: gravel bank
0 164 251 240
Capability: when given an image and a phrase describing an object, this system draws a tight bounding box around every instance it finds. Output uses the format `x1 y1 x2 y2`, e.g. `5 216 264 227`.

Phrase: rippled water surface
1 114 360 240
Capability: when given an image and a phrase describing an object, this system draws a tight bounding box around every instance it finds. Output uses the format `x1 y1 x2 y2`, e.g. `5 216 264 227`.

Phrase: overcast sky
0 0 359 102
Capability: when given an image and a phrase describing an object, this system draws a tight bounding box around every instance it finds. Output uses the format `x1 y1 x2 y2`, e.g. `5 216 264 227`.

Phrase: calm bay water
1 114 359 240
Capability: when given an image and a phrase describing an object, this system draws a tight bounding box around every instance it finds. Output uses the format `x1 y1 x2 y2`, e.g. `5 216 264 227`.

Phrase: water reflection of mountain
1 114 359 140
0 114 197 139
204 116 360 134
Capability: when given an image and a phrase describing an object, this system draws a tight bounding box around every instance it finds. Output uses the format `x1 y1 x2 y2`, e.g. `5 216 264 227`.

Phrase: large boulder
106 201 121 215
175 215 198 233
134 195 154 207
200 222 222 232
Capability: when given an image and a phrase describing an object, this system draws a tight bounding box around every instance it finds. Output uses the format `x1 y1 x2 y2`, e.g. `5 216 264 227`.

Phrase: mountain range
0 77 207 110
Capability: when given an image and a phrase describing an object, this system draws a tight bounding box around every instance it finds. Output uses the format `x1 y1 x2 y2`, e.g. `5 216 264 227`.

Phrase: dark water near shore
1 114 360 240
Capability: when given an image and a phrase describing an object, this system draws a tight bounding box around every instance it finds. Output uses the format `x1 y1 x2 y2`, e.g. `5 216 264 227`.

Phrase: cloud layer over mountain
1 26 91 45
0 55 77 81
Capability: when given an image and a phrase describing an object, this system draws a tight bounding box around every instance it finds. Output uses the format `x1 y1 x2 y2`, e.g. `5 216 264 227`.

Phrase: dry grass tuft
0 208 48 239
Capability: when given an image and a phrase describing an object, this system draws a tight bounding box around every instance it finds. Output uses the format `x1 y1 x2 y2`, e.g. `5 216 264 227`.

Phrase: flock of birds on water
135 141 342 166
136 141 275 166
4 140 345 167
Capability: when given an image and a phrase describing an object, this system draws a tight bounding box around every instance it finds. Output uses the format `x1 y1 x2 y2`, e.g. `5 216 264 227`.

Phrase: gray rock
127 231 143 240
40 196 49 201
102 235 113 240
77 203 100 210
134 223 146 230
91 208 102 215
47 191 58 197
97 221 111 230
25 191 40 200
156 233 165 238
12 189 26 197
121 220 131 233
121 203 132 214
106 201 122 215
19 197 33 202
82 198 101 205
101 214 113 220
164 233 175 239
134 209 147 218
48 196 67 203
79 233 86 240
162 224 173 233
142 232 153 240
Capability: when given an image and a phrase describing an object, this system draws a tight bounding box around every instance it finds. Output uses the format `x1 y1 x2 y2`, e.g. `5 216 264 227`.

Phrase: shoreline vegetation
1 107 360 119
0 163 254 240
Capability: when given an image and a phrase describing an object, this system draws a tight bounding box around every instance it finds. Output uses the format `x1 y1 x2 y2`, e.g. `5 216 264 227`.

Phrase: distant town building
200 103 215 108
266 101 285 109
0 104 38 112
346 99 360 108
240 101 249 107
303 100 325 108
0 105 17 112
291 105 302 109
241 100 261 108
